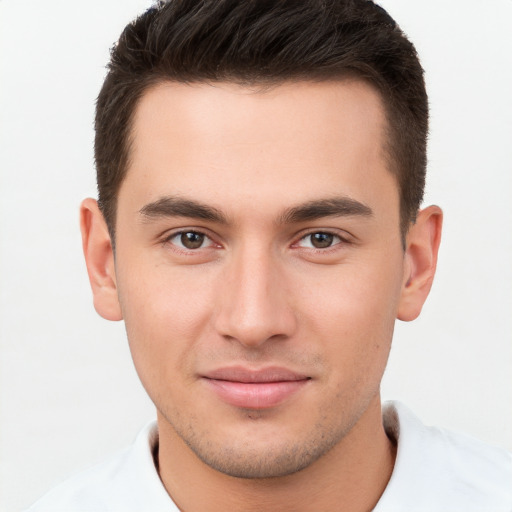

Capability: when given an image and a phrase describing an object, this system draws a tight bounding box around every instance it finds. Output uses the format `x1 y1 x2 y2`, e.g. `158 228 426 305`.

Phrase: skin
81 80 442 511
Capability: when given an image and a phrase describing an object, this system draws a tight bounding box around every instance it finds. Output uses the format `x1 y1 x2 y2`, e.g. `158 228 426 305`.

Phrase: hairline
105 75 410 249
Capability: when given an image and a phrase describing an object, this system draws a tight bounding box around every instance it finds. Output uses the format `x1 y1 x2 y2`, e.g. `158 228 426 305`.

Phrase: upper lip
202 366 310 383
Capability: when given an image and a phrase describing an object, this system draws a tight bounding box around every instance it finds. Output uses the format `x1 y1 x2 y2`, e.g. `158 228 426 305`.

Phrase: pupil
312 233 333 248
181 232 204 249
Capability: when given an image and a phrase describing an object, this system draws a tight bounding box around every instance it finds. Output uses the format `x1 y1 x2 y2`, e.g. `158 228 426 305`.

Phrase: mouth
201 367 311 409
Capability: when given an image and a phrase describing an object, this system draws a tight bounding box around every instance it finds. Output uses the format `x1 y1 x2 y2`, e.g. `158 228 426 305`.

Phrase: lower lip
204 379 309 409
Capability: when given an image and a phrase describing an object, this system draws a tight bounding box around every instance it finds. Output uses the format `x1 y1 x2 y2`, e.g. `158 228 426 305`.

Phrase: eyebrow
138 195 373 225
139 196 228 223
279 197 373 224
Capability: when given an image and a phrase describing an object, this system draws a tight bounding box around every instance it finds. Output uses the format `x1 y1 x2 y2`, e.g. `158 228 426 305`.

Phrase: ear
397 205 443 322
80 198 123 321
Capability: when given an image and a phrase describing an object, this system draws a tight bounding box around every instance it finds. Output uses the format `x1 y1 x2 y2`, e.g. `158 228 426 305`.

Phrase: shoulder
25 447 134 512
376 401 512 511
25 421 177 512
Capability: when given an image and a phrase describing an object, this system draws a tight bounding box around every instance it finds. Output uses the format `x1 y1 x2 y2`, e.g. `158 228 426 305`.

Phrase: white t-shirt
26 401 512 511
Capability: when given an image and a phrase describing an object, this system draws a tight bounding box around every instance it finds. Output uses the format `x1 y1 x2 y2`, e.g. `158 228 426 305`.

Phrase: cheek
293 255 403 374
116 261 218 388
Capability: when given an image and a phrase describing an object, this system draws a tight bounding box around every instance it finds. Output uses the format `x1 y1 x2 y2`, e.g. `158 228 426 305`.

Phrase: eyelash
293 231 348 251
162 230 218 252
161 228 350 254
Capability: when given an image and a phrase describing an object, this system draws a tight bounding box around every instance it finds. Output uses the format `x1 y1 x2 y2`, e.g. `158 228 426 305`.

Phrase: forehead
121 79 398 221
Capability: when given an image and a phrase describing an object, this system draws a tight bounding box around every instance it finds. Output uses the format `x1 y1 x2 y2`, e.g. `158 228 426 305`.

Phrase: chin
188 439 332 479
171 411 351 479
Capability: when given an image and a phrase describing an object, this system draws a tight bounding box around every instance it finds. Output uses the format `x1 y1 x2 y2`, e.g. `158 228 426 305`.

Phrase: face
101 80 411 478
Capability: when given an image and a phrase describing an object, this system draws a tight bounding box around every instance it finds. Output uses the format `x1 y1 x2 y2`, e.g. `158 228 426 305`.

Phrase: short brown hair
95 0 428 241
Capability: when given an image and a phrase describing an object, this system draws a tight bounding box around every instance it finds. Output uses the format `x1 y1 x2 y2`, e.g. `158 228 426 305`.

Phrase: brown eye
180 231 205 249
296 232 342 250
310 233 335 248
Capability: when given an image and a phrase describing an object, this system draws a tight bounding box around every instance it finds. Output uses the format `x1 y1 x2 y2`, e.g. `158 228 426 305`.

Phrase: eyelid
157 226 354 253
292 228 353 248
296 232 341 249
160 227 222 251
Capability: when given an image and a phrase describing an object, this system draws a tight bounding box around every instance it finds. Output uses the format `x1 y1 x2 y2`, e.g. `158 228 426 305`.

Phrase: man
27 0 511 510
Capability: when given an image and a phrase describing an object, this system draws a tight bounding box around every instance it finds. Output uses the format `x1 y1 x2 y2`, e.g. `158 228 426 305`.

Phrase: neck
157 396 396 512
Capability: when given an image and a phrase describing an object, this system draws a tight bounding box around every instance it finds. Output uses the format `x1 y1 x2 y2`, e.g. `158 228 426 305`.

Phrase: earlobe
80 198 123 321
397 205 443 322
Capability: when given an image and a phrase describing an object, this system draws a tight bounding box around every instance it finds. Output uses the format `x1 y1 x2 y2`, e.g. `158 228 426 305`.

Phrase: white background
1 1 511 511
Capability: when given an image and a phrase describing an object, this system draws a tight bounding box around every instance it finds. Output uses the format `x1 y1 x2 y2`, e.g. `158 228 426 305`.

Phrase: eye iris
181 232 204 249
311 233 334 248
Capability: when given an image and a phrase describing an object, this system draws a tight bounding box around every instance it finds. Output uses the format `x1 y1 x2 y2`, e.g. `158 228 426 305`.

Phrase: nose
213 245 297 348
